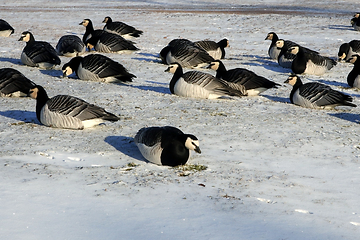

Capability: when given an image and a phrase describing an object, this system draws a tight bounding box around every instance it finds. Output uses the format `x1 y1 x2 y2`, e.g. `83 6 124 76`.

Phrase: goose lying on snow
284 75 356 109
288 45 336 75
160 39 215 68
102 16 143 39
62 54 136 83
0 68 36 97
18 31 61 69
56 35 86 57
208 60 280 96
29 85 120 129
165 63 246 99
134 126 201 166
80 18 138 53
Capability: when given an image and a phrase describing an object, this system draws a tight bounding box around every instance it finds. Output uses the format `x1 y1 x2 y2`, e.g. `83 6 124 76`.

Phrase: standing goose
29 85 120 129
194 38 229 60
102 16 143 39
346 55 360 88
80 18 138 53
0 19 14 37
338 40 360 61
62 54 136 83
56 35 86 57
134 126 201 166
160 39 215 68
288 45 336 75
209 60 280 96
165 63 246 99
18 31 61 69
284 75 356 109
0 68 36 97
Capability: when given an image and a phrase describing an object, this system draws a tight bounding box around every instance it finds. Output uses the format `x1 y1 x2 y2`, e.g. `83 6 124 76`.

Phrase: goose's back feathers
194 38 229 60
161 39 215 68
0 68 36 97
56 35 86 57
102 16 143 39
0 19 14 37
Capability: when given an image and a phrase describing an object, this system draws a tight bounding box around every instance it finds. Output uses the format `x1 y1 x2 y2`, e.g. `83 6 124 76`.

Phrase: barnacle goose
346 55 360 88
62 54 136 83
194 38 229 60
265 32 318 62
160 39 215 68
265 32 284 60
351 17 360 31
208 60 280 96
284 75 356 109
276 40 319 69
0 68 36 97
288 45 336 75
18 31 61 69
29 85 120 129
56 35 86 57
0 19 14 37
102 16 143 39
165 63 246 99
338 40 360 61
134 126 201 166
80 18 138 53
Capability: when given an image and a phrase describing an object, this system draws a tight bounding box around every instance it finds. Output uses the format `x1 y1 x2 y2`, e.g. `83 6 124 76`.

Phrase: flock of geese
0 13 360 166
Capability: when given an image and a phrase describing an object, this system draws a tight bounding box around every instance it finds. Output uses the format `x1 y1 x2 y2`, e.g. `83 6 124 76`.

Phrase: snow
1 1 360 239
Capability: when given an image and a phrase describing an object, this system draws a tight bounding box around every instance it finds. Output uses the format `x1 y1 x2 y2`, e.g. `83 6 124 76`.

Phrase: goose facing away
346 55 360 88
284 75 356 109
134 126 201 166
102 16 143 39
56 35 86 57
62 54 136 83
194 38 229 60
0 19 14 37
29 85 120 129
18 31 61 69
209 60 280 96
338 40 360 61
165 63 246 99
0 68 36 97
160 39 215 68
288 45 336 75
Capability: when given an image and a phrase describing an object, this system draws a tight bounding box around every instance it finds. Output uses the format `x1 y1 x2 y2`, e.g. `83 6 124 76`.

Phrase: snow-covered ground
1 1 360 239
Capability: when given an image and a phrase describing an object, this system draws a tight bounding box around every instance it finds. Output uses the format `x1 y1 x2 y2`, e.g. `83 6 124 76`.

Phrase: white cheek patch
64 66 73 76
185 138 199 151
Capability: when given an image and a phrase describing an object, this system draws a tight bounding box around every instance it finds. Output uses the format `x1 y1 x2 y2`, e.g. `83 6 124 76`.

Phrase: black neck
169 65 183 94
